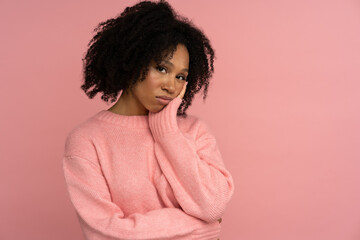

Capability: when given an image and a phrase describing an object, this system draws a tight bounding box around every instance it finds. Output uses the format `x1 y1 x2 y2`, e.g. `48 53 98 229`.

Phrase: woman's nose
162 75 176 93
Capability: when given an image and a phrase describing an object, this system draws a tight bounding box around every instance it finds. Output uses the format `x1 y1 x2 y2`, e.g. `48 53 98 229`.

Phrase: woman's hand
176 81 188 99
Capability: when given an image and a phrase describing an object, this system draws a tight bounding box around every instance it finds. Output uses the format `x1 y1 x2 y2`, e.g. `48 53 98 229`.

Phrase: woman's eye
177 75 186 81
156 66 166 73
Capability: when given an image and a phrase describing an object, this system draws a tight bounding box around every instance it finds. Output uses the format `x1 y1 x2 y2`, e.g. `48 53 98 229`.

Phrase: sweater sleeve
62 133 220 240
148 97 235 224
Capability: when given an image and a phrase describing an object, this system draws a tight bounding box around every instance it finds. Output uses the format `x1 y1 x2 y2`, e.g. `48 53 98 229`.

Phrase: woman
62 0 235 239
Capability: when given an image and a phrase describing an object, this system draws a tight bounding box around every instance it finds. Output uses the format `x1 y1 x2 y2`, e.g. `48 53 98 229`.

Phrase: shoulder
63 112 104 158
177 114 215 142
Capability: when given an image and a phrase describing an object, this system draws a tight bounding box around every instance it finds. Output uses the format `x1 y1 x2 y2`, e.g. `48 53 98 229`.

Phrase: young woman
62 1 235 239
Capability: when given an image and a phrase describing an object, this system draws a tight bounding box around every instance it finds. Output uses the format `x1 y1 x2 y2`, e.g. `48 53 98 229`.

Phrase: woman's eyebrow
162 60 188 72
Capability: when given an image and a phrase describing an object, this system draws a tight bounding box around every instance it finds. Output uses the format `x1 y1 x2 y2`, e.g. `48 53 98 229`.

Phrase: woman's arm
63 154 220 240
148 98 235 224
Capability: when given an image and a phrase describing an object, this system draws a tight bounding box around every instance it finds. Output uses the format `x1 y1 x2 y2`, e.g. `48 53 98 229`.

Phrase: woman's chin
148 105 165 113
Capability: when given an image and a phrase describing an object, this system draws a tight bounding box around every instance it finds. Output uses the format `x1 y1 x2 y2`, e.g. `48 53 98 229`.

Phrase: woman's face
117 43 189 115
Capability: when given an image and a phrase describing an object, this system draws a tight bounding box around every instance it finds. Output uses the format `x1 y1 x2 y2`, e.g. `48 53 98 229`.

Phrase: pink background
1 0 360 239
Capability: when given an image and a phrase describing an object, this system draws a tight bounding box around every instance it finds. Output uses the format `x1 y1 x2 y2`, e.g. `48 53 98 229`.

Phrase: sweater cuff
148 97 183 142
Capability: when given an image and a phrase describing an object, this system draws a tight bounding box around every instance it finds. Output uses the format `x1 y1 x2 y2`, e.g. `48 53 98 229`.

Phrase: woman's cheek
147 70 162 88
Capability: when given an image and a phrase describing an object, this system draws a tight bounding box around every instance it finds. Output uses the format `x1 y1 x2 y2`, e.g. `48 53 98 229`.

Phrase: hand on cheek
176 81 188 99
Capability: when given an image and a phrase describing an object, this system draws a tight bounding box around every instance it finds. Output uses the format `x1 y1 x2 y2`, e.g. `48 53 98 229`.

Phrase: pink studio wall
1 0 359 239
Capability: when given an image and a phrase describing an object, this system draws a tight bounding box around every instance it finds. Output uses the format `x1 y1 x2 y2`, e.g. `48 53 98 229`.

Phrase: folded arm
148 98 235 223
62 132 219 240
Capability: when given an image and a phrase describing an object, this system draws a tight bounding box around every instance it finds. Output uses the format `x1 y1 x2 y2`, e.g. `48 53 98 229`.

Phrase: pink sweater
62 97 235 240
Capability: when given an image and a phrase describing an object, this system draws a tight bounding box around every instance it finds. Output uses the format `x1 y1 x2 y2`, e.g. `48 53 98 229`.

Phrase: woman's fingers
176 81 188 99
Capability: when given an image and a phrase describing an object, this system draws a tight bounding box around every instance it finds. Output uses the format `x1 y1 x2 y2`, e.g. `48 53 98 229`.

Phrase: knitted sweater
62 97 235 240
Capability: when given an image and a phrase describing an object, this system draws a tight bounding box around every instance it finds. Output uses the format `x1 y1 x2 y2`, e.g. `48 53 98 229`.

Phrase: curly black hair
81 0 215 117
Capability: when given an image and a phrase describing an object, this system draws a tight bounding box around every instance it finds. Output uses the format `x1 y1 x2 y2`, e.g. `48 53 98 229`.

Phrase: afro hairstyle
81 0 215 117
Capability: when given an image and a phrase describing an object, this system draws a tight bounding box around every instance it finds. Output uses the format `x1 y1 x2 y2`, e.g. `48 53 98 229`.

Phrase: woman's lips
156 96 171 105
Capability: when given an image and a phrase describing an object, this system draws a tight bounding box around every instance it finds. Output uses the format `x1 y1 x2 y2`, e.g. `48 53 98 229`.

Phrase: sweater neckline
94 110 149 129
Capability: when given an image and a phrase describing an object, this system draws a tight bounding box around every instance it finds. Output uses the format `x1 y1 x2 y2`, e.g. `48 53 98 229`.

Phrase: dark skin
107 44 222 225
108 44 189 115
